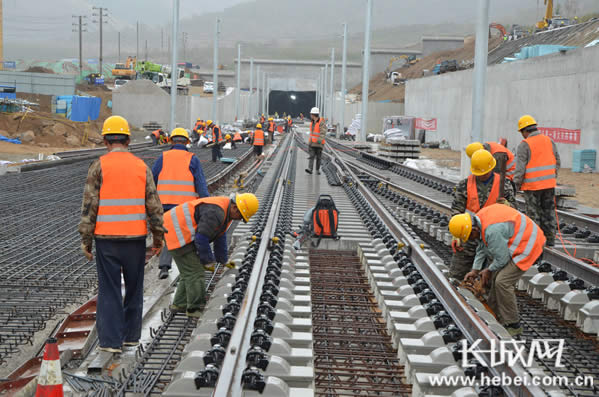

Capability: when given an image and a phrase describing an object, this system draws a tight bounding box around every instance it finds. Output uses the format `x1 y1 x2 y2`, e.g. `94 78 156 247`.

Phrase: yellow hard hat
206 120 213 126
518 115 537 131
256 123 262 129
196 117 201 121
470 149 496 176
465 142 484 158
102 115 130 135
449 213 473 243
268 117 273 121
170 128 189 141
225 134 231 140
235 193 259 223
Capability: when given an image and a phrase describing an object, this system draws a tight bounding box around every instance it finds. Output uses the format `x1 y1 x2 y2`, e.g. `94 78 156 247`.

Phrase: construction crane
536 0 553 29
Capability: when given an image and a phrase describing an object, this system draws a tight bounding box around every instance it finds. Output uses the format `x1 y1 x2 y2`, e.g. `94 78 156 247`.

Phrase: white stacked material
383 128 409 144
347 114 361 136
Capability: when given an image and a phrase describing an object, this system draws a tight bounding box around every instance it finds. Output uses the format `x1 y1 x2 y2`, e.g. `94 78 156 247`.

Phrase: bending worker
206 120 223 162
449 149 516 281
225 134 237 150
514 115 560 246
306 107 326 175
79 115 165 353
252 123 265 157
449 203 546 336
152 128 210 280
163 193 259 317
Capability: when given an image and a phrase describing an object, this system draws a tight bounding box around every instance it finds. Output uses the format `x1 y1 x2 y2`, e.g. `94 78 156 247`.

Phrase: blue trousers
211 144 222 162
95 238 146 349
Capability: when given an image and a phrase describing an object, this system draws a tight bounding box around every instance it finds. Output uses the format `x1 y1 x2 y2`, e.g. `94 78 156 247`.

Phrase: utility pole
235 44 241 120
316 74 320 109
145 40 148 61
329 48 335 127
117 32 121 62
170 0 179 131
262 72 266 117
340 23 348 138
323 63 328 119
182 32 188 60
360 0 373 142
471 0 490 168
265 75 269 116
92 7 108 75
136 21 139 61
256 65 261 116
0 0 3 70
249 58 254 119
161 28 164 55
212 18 221 123
72 16 87 79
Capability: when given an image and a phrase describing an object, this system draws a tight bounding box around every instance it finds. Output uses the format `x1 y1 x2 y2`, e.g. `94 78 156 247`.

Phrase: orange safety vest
521 134 557 191
466 173 501 213
253 129 264 146
287 119 292 126
163 197 232 250
260 116 265 124
486 142 516 180
152 130 160 138
95 151 147 236
233 132 242 142
268 121 275 132
157 150 199 205
478 203 546 271
310 119 324 145
211 126 223 143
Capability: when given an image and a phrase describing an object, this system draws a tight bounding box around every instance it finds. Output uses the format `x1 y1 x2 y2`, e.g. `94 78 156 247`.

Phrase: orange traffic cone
36 338 63 397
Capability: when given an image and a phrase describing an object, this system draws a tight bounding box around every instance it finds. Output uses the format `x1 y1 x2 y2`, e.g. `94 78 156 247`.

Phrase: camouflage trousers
523 188 556 245
449 239 478 280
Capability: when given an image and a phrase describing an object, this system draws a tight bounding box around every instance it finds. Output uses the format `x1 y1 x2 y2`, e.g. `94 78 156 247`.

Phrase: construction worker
514 115 560 246
163 194 259 317
306 107 326 175
449 149 516 281
233 131 242 142
206 120 223 162
225 133 237 149
286 116 293 133
152 128 210 280
79 116 165 353
192 119 205 144
466 141 516 182
260 114 266 125
299 113 304 120
151 129 168 146
252 123 265 157
267 117 276 144
449 203 546 336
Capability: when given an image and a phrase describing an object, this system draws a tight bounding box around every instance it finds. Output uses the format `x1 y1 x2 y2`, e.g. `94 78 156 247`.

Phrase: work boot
123 341 139 349
186 309 203 318
169 304 186 313
305 168 312 174
158 267 169 280
545 240 555 247
316 170 321 175
505 322 523 337
98 346 122 354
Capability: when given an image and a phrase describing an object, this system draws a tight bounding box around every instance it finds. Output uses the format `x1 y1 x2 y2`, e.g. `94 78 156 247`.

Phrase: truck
164 67 190 95
112 56 137 80
137 61 163 74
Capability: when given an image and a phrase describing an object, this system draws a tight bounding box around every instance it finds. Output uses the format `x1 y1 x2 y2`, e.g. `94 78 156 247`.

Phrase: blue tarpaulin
0 134 21 144
503 45 576 63
68 96 101 122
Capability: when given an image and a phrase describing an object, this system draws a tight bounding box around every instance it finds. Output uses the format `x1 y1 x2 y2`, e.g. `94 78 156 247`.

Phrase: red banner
415 118 437 131
538 127 581 144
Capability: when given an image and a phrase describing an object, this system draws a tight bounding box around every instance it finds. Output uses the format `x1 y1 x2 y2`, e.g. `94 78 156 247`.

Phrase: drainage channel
309 250 411 397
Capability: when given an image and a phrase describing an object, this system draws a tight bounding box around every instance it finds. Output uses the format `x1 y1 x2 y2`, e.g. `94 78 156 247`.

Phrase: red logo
415 118 437 131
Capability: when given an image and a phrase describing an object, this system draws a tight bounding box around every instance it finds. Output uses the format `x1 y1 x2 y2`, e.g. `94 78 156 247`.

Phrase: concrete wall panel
0 71 75 96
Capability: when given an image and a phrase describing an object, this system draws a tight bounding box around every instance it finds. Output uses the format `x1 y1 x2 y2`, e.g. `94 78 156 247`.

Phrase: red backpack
311 195 339 246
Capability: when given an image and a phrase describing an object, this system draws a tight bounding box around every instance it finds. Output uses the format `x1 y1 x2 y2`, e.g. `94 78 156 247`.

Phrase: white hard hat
310 107 320 114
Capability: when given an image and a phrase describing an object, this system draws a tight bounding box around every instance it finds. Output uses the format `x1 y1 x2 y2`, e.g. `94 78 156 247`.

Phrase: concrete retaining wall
405 45 599 169
0 71 75 96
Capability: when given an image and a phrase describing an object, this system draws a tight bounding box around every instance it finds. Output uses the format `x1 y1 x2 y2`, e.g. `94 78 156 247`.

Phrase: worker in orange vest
267 117 276 143
449 149 516 281
260 114 266 125
306 107 326 175
163 194 259 317
152 128 209 280
252 123 265 157
206 120 223 162
151 129 168 145
79 116 165 353
514 115 560 246
233 131 242 142
450 203 546 336
466 141 516 182
225 133 236 149
286 116 293 133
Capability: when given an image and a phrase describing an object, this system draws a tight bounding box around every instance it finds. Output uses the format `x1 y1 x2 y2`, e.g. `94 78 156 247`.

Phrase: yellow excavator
536 0 553 29
384 55 420 75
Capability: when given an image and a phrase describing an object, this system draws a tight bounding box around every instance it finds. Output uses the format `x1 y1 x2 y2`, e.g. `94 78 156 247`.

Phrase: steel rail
213 137 294 396
339 149 599 287
327 142 547 397
329 139 599 235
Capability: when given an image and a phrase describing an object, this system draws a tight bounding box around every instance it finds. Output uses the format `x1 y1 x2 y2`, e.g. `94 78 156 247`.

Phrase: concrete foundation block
560 290 590 321
527 272 555 299
544 281 572 311
577 300 599 335
405 346 456 383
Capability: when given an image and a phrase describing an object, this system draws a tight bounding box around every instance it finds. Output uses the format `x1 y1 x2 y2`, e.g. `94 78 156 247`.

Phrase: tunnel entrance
268 90 315 117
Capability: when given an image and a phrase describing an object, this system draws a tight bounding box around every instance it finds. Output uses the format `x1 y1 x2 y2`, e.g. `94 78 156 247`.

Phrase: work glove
224 261 236 270
204 263 216 272
497 197 511 207
451 237 464 253
151 236 163 256
81 242 93 261
464 269 480 283
480 268 492 287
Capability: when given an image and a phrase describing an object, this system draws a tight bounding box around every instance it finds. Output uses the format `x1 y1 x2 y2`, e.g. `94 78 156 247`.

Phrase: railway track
0 144 253 379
